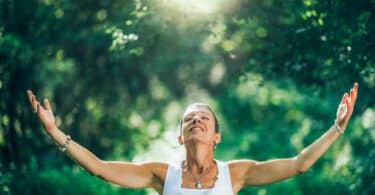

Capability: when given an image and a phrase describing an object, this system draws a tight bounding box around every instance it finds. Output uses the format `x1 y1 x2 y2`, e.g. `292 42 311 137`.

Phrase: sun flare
163 0 220 15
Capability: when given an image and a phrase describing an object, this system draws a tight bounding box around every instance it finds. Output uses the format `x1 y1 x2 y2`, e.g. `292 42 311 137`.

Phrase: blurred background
0 0 374 194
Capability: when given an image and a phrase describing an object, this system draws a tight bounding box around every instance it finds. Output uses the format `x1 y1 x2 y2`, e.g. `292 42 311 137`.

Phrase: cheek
181 123 189 134
208 120 215 130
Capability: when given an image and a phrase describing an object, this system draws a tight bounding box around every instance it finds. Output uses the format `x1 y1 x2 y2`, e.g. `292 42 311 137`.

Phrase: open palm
336 83 358 131
27 90 56 132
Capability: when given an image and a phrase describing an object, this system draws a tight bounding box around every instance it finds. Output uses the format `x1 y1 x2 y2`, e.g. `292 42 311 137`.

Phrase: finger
341 93 349 104
345 96 352 108
339 93 346 104
30 95 37 111
44 99 51 111
27 92 35 111
36 103 40 113
28 91 46 113
31 96 38 111
353 82 358 101
26 90 33 104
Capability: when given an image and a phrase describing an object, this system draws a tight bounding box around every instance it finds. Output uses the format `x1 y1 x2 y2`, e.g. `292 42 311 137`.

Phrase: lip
189 126 205 132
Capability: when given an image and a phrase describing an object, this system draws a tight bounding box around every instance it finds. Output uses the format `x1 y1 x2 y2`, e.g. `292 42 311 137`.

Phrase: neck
185 143 215 174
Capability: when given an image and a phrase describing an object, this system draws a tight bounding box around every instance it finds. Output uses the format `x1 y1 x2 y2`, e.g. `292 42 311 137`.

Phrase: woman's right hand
27 90 57 132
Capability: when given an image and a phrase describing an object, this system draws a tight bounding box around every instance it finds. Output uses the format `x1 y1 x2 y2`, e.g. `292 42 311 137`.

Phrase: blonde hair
179 102 219 133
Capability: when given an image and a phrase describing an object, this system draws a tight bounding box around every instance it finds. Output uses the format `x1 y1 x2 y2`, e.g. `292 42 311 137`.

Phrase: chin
187 135 208 144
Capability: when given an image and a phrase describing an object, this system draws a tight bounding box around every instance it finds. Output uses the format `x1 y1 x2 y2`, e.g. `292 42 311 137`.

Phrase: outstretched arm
26 90 166 191
230 83 358 189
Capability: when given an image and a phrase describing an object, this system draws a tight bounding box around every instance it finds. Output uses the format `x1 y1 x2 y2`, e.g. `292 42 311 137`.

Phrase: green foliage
6 167 147 195
1 0 374 194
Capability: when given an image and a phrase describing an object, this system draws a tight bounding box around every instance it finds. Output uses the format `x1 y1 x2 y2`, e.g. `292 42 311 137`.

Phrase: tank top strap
212 160 234 195
163 161 182 195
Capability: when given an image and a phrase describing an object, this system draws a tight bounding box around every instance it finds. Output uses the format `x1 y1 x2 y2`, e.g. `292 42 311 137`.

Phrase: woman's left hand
336 82 358 131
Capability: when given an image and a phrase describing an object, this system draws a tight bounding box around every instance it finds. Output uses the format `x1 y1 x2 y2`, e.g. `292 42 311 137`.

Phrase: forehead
183 105 213 117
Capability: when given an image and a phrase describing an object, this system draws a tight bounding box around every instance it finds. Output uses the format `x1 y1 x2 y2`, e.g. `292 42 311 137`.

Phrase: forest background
1 0 374 194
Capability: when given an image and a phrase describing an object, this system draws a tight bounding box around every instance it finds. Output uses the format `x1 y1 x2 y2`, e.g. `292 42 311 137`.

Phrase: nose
192 115 201 124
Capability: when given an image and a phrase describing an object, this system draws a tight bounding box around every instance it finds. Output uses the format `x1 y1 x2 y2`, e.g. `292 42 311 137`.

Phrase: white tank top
162 160 234 195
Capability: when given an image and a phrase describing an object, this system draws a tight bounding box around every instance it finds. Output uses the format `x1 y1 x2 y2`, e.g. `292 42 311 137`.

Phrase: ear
178 135 184 145
214 133 221 144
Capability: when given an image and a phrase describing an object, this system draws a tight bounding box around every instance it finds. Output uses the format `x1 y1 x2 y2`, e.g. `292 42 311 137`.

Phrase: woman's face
179 105 220 147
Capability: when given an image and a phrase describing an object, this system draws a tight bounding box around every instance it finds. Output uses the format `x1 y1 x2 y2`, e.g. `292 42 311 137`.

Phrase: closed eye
183 114 209 122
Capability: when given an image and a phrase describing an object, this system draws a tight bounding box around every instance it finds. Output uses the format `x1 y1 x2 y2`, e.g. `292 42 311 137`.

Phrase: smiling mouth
190 127 204 132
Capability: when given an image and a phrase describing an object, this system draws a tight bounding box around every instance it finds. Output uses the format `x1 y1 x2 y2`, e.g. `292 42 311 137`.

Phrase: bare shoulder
141 162 169 180
228 159 258 171
140 162 168 192
227 160 258 192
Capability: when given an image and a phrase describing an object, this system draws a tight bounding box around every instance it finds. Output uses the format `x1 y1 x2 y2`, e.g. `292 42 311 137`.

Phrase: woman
26 83 358 195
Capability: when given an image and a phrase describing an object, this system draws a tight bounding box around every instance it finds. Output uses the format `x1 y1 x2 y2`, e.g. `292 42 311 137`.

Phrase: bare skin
26 83 358 195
